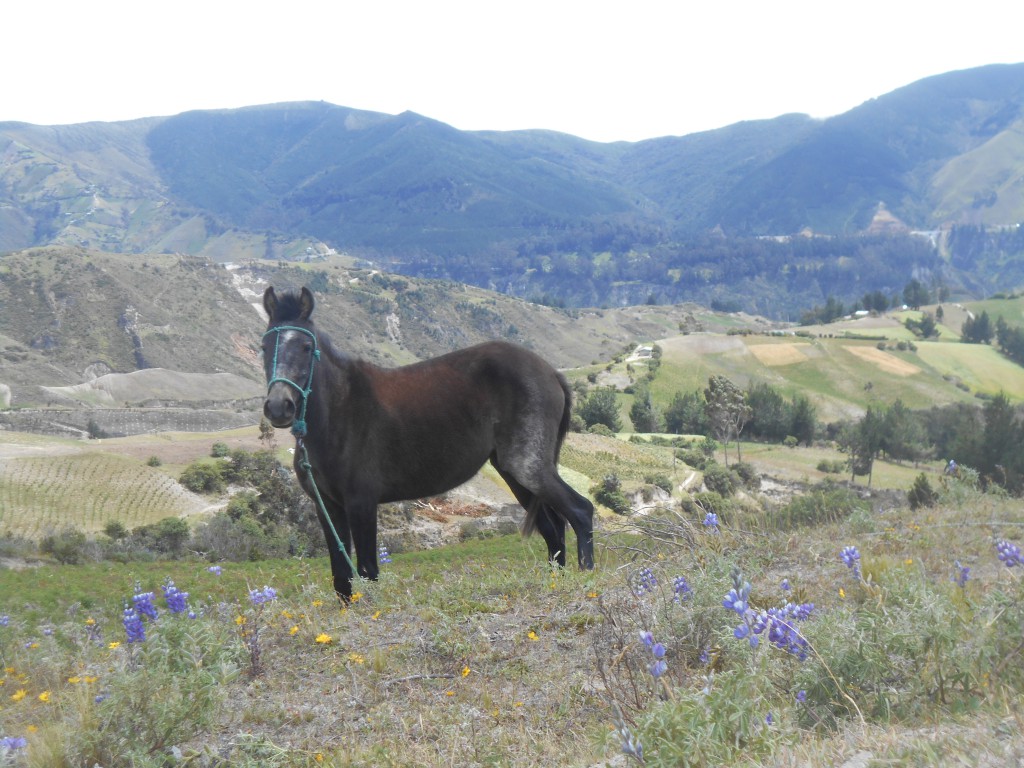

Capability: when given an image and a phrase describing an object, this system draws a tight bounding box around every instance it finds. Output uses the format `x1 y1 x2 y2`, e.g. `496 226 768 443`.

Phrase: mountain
2 64 1024 312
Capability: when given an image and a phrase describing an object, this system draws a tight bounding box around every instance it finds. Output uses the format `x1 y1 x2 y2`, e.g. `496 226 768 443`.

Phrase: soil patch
845 345 921 376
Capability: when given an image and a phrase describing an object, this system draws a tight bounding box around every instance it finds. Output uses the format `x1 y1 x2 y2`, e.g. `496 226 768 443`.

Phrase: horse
260 286 595 600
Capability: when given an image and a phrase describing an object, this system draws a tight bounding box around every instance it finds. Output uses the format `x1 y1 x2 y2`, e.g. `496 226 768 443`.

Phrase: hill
4 65 1024 312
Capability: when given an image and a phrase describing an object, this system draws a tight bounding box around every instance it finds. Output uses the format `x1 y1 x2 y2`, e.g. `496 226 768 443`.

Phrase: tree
629 382 664 433
842 405 886 486
664 390 707 435
579 387 622 432
789 394 817 447
961 310 993 344
704 375 752 465
903 279 930 309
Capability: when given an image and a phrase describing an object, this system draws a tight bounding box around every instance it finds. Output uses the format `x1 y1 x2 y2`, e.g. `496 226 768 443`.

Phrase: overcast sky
5 0 1022 143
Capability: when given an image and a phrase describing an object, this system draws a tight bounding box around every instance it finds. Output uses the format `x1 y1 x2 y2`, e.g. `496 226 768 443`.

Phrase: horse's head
261 286 320 434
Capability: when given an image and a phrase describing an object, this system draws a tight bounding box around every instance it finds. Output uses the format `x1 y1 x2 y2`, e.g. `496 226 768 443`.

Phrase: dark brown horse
261 286 594 599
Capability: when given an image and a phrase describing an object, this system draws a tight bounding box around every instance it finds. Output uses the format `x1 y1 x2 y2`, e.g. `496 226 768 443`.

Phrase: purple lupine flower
208 565 222 576
378 544 392 564
840 545 861 578
796 689 807 703
996 540 1022 568
781 578 791 592
632 567 658 596
673 575 692 602
162 580 190 614
123 605 146 643
249 586 278 606
1 735 28 750
132 591 158 621
703 512 719 531
953 560 970 588
0 615 8 627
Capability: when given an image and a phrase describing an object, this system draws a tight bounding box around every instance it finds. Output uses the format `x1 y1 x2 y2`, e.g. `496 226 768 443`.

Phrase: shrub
676 449 708 470
180 461 226 494
766 482 867 530
40 527 93 564
210 442 230 458
591 474 631 515
146 455 162 467
588 423 615 437
702 463 738 497
907 473 938 510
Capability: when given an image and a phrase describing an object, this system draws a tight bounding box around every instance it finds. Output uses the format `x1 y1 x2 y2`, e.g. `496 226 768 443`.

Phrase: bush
210 442 230 458
588 423 615 437
180 461 226 494
817 458 846 474
676 449 709 471
702 463 738 497
766 482 867 530
907 473 938 510
146 455 162 467
591 474 631 515
40 527 93 564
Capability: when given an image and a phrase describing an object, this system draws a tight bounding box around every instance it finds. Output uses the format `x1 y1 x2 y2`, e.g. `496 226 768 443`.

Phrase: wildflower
632 567 657 596
1 735 28 751
122 606 145 644
162 580 189 614
11 689 27 702
0 615 7 627
461 666 471 678
527 630 539 641
108 641 120 650
347 652 365 664
132 592 158 621
289 625 299 636
85 618 95 626
673 575 692 602
722 584 751 615
839 587 846 599
996 540 1022 568
840 546 861 579
378 544 392 564
612 704 643 763
703 511 719 531
208 565 222 576
371 610 381 620
765 712 774 725
781 578 790 592
315 633 332 644
67 676 82 684
350 592 363 603
953 560 971 588
795 689 807 703
235 615 246 626
37 691 50 703
249 585 278 606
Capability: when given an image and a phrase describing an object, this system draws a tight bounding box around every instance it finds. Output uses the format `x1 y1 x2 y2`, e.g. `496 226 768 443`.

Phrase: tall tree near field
579 387 622 432
704 375 752 466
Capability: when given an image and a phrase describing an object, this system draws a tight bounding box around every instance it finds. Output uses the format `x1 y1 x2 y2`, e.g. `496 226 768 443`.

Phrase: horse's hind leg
495 467 567 566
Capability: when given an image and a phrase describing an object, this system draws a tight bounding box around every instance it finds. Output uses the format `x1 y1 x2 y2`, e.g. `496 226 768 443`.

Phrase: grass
2 478 1024 765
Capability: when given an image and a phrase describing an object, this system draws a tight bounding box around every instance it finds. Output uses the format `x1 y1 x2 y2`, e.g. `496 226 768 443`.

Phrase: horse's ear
299 286 315 320
263 286 279 320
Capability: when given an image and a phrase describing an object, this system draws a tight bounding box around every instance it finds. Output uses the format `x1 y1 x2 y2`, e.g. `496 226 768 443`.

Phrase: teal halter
262 325 320 436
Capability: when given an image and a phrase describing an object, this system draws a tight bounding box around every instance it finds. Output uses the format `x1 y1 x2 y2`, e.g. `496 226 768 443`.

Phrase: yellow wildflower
587 591 599 599
67 676 82 684
839 588 846 599
38 691 50 703
904 558 913 566
85 618 96 626
315 633 333 645
108 642 120 650
527 630 539 641
235 615 246 626
11 689 27 702
84 676 98 684
347 652 365 664
371 611 381 620
350 592 363 603
445 690 455 697
289 625 299 636
461 666 471 678
312 600 323 608
281 610 293 619
26 725 37 733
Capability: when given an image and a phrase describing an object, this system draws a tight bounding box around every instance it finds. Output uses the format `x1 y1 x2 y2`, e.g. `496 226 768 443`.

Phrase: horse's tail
522 373 574 537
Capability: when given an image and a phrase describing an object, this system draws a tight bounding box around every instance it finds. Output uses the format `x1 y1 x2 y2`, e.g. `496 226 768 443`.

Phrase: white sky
5 0 1023 143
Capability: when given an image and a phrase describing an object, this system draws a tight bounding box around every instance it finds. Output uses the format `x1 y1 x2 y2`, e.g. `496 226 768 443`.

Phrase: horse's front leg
315 501 356 602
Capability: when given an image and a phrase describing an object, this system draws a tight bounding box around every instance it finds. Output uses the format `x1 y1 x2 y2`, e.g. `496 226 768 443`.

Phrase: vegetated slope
0 247 744 408
3 64 1024 312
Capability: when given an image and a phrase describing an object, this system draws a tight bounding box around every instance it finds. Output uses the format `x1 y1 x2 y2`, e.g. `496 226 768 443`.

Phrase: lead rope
297 439 358 576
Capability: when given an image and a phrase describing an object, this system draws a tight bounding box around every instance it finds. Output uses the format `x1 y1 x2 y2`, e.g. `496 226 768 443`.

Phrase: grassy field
1 468 1023 765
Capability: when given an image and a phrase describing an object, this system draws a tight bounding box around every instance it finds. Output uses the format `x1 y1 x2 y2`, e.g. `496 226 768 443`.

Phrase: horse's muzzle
263 386 297 428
